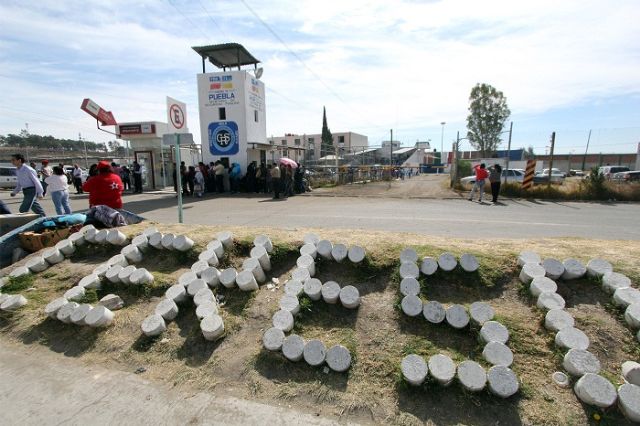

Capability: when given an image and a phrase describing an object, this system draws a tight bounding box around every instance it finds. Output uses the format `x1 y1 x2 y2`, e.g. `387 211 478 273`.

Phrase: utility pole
581 129 591 172
504 121 513 184
79 132 88 169
547 132 556 188
24 123 30 163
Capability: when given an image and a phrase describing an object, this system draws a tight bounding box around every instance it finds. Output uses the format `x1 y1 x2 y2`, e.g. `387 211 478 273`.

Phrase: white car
534 169 566 184
0 166 17 189
460 169 524 185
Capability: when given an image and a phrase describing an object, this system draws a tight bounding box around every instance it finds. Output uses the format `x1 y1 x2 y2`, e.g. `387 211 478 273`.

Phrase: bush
457 160 472 180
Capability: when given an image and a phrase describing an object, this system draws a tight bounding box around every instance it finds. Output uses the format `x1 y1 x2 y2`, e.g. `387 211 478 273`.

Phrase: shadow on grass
18 318 100 357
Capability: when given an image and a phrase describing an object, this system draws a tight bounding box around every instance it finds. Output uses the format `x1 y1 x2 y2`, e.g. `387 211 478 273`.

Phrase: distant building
268 131 368 165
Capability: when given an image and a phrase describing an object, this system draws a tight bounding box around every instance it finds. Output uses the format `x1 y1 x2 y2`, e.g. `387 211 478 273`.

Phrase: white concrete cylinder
263 327 285 351
457 360 487 392
518 250 541 266
236 270 259 291
555 327 590 350
216 231 234 249
148 232 164 249
250 245 271 271
429 354 456 386
200 267 221 288
64 286 85 302
272 309 294 332
292 267 311 283
401 354 428 385
618 383 640 423
622 361 640 386
207 239 225 258
107 254 128 268
586 258 613 278
420 257 438 276
487 366 519 398
542 258 564 280
303 233 320 246
303 339 326 367
603 272 632 294
438 253 457 272
84 305 115 328
574 373 617 408
279 295 300 315
141 314 166 337
423 301 446 324
191 260 211 277
198 249 219 267
562 258 586 280
118 265 137 285
399 262 419 279
165 284 188 304
401 295 423 317
56 239 76 256
614 287 640 308
57 301 79 323
161 233 176 250
195 301 219 320
121 244 143 263
537 292 566 311
187 279 208 297
70 303 93 326
446 304 470 329
26 256 48 273
69 231 85 246
460 253 479 273
469 301 495 326
347 245 366 264
339 285 360 309
400 248 418 264
321 281 341 304
242 258 266 283
303 278 322 301
563 349 601 377
483 341 514 367
520 262 546 284
201 315 225 341
296 254 316 277
400 277 420 297
129 268 154 285
9 266 30 278
331 244 348 262
194 288 215 307
44 297 68 319
43 247 64 265
479 321 510 344
142 227 158 237
92 264 109 278
625 304 640 329
284 280 304 297
94 229 109 244
84 227 98 244
219 268 238 288
106 229 127 246
282 335 305 362
155 298 179 321
131 234 149 251
253 234 273 253
79 273 102 289
316 240 333 259
300 243 317 259
178 271 198 287
0 294 28 311
172 235 194 252
98 294 124 310
530 276 558 297
105 265 124 283
545 309 575 332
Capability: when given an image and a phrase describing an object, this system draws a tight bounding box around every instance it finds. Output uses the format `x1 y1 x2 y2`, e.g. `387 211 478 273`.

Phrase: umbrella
279 157 298 168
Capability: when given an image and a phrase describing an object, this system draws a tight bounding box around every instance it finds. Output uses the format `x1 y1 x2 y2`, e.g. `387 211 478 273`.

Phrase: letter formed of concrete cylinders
520 263 546 284
129 268 154 285
57 301 79 323
26 256 48 273
618 384 640 423
43 247 65 265
469 301 495 326
79 273 102 290
401 354 428 385
400 248 418 264
321 281 341 304
401 295 423 317
303 233 320 246
9 266 30 278
155 298 179 321
303 339 326 367
303 278 322 301
446 304 470 329
479 321 510 345
423 301 446 324
187 279 208 297
574 373 618 408
92 264 110 278
161 233 176 250
193 288 215 307
459 253 479 273
107 254 128 268
242 258 266 283
207 239 225 259
70 304 93 326
300 243 317 260
292 267 311 284
94 229 109 244
106 229 127 246
529 276 558 298
282 335 305 362
457 360 487 392
272 309 294 332
118 265 137 285
518 250 541 267
253 234 273 253
191 260 211 277
429 354 456 386
537 292 566 311
625 304 640 329
45 297 69 319
279 295 300 315
69 231 86 247
131 235 149 252
438 253 457 272
85 305 115 328
215 231 233 250
545 309 575 332
55 239 76 256
555 327 590 350
296 254 316 277
483 341 514 367
602 272 632 294
563 349 601 377
148 232 164 249
586 258 613 278
562 258 587 280
542 258 564 280
613 287 640 308
201 267 221 288
250 245 271 272
622 362 640 386
399 262 419 280
64 286 85 302
219 268 238 289
173 235 194 252
121 244 143 263
199 249 219 267
331 243 348 263
141 314 166 337
84 227 98 244
236 270 259 292
105 265 124 284
263 327 285 351
347 245 366 264
420 257 439 276
339 285 360 309
0 294 28 311
400 277 420 297
195 301 219 320
487 366 519 398
178 271 198 288
284 280 304 297
316 240 333 260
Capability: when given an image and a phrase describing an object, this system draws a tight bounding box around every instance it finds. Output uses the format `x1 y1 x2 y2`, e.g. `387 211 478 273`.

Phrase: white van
0 166 17 189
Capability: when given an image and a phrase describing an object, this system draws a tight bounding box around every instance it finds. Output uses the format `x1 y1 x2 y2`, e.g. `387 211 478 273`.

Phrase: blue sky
0 0 639 155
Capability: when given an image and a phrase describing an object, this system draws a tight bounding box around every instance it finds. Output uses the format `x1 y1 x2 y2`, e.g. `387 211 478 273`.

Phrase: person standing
40 160 53 196
468 163 489 203
72 164 84 194
10 153 46 216
179 161 189 196
82 161 124 209
214 161 225 193
120 166 131 191
229 163 241 193
194 166 205 198
187 166 196 196
132 161 143 193
45 166 72 215
271 162 281 199
489 164 503 204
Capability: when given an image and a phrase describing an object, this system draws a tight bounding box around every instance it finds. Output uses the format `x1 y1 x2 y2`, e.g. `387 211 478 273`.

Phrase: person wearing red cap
82 161 124 209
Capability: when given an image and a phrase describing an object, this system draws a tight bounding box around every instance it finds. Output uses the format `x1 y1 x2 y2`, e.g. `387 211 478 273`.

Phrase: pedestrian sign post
162 133 193 224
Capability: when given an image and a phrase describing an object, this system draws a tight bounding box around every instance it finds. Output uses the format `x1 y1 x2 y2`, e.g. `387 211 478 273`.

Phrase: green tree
466 83 511 157
523 145 536 159
320 106 333 159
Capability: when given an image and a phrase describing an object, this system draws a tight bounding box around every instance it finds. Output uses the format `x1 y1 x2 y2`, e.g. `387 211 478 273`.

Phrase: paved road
1 190 638 240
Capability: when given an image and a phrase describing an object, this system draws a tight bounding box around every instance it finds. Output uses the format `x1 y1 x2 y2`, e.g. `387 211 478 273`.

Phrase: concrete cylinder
250 245 271 271
429 354 456 386
105 265 124 284
131 235 149 251
201 314 225 340
545 309 575 332
303 339 326 367
563 349 601 376
195 301 219 320
45 297 69 319
562 258 586 280
518 250 541 266
339 285 360 309
64 285 85 302
207 239 225 258
586 258 613 278
107 254 128 268
400 248 418 264
84 305 114 328
400 277 420 297
303 278 322 301
187 279 208 297
142 226 158 237
9 266 30 278
69 231 85 246
401 354 427 385
520 263 546 284
118 265 137 285
129 268 154 285
469 301 495 326
243 257 266 283
173 235 194 252
460 253 479 272
401 295 423 317
537 292 566 311
423 301 446 324
348 245 366 264
26 256 48 273
300 243 317 259
121 244 143 263
0 294 28 311
399 262 420 279
331 244 348 262
420 257 438 276
625 304 640 329
603 272 632 294
289 268 309 285
487 366 519 398
216 231 234 249
84 227 98 244
279 295 300 315
57 301 79 323
70 303 93 326
618 383 640 423
79 273 102 289
321 281 341 304
457 360 487 392
106 229 127 246
155 298 179 321
263 327 285 351
219 268 238 288
236 270 259 291
253 234 273 253
161 233 176 250
148 232 164 249
282 335 305 362
191 260 211 277
92 264 110 278
284 280 304 297
272 309 294 332
178 271 198 287
94 229 109 244
43 247 64 265
55 239 76 256
303 233 320 246
542 258 564 280
446 304 470 329
622 361 640 386
201 267 221 288
316 240 333 260
141 314 166 337
479 321 510 344
482 341 514 367
555 327 590 350
296 254 316 276
165 284 188 304
530 276 558 297
438 253 457 272
574 373 617 408
198 249 219 267
613 287 640 308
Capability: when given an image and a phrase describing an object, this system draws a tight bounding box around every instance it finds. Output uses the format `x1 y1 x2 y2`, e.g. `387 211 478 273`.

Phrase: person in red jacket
82 161 124 209
468 163 489 203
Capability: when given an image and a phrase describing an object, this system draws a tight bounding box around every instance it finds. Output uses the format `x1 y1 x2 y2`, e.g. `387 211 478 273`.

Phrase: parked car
598 165 630 180
569 169 585 177
612 170 640 183
533 169 566 184
460 169 525 185
0 166 17 189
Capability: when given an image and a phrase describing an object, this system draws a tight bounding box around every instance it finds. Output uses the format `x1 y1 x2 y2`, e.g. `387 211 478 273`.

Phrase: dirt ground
1 224 639 425
312 174 459 199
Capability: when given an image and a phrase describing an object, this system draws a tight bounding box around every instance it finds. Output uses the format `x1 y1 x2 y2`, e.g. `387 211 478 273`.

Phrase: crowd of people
468 163 503 204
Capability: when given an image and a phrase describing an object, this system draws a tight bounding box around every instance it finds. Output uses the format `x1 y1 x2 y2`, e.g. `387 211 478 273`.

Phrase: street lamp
440 122 446 167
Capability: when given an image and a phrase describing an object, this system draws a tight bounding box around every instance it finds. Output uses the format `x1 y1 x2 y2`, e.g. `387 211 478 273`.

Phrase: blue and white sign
208 121 239 155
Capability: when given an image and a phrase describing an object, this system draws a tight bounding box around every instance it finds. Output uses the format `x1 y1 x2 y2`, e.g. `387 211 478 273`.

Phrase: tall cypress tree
321 106 333 158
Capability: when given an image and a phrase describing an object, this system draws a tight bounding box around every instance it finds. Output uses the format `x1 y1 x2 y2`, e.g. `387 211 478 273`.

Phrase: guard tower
193 43 268 171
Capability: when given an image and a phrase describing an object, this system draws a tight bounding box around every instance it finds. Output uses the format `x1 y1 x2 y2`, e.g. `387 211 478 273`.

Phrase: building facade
268 132 369 165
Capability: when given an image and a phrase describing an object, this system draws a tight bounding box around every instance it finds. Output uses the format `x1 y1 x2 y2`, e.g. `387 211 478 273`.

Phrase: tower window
219 107 226 120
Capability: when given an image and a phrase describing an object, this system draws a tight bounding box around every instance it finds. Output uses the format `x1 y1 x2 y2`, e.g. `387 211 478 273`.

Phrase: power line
197 0 228 40
166 0 211 40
